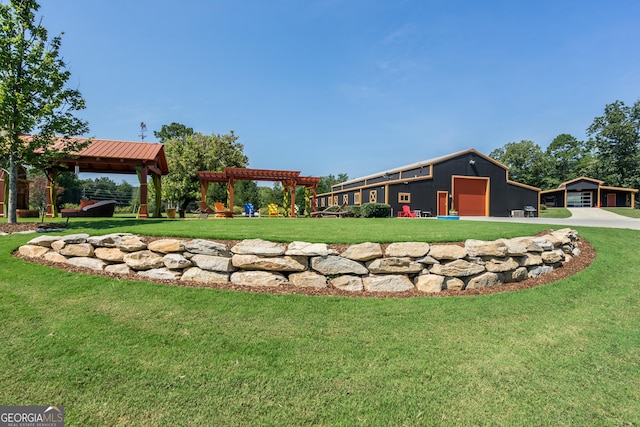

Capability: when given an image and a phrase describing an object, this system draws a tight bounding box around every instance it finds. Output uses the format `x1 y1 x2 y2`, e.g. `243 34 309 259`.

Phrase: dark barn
317 148 540 217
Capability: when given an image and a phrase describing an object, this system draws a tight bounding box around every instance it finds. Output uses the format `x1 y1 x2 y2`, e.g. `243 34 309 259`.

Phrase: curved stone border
16 228 581 294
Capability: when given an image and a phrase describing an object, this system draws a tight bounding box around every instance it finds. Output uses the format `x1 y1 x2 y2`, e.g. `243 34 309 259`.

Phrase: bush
345 205 361 218
360 203 391 218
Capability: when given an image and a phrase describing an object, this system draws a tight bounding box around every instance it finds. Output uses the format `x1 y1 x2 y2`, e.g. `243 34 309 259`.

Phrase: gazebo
37 137 169 218
197 168 321 217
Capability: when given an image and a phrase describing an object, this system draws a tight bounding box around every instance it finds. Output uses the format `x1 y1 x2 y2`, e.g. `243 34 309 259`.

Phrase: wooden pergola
197 168 321 217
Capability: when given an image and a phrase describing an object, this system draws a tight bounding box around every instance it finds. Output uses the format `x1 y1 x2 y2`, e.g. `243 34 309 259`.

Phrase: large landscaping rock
230 271 287 287
415 274 445 293
190 254 234 272
66 256 105 271
311 255 368 275
289 271 328 288
231 239 286 256
232 254 307 272
57 243 94 258
363 274 414 292
385 242 430 258
340 242 383 261
148 239 185 254
26 235 61 247
181 267 228 284
330 275 364 291
94 247 126 263
138 268 182 280
286 241 336 256
184 239 230 256
118 236 147 252
163 253 193 269
18 244 50 258
123 250 164 270
429 259 485 277
465 239 507 257
428 244 467 260
366 257 423 274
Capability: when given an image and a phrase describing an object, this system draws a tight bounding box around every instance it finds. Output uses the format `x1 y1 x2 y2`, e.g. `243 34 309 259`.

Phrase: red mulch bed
7 222 596 298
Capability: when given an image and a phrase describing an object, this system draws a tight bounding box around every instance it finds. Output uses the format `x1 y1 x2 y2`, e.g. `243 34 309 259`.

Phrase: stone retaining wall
17 228 580 293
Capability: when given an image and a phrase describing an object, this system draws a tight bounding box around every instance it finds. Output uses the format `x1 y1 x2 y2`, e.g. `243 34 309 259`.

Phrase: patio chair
397 205 417 218
196 201 216 218
268 204 280 217
244 203 255 217
213 202 234 218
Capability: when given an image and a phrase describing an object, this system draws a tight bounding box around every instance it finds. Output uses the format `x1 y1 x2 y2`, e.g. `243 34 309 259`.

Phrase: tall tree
489 141 549 189
0 0 89 222
587 100 640 189
153 122 194 144
545 134 594 188
161 130 248 217
317 173 349 194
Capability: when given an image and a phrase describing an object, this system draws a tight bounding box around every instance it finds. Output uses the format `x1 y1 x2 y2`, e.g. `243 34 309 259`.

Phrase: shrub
346 205 361 217
360 203 391 218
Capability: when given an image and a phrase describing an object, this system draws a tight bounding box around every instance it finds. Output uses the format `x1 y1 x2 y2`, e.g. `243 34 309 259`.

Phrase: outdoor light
74 165 80 175
469 159 475 165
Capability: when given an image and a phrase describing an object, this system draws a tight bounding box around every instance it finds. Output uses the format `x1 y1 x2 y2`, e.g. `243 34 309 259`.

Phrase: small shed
317 148 540 217
540 177 637 208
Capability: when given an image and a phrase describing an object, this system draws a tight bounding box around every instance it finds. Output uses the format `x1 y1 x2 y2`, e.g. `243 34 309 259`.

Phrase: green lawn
1 217 639 426
539 207 571 218
602 207 640 218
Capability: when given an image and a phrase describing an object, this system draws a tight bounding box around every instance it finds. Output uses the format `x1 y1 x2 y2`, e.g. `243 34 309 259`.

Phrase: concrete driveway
462 208 640 230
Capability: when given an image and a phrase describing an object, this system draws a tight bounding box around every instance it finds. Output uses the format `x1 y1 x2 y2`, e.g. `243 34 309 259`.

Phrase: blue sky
38 0 640 184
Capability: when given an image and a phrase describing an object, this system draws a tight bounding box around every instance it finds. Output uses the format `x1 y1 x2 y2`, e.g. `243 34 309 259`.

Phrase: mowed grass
1 217 639 426
602 207 640 218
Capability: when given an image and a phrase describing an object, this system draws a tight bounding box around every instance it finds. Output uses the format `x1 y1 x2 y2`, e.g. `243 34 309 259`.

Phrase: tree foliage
544 134 594 188
0 0 89 222
489 140 549 189
161 128 248 217
587 100 640 189
153 122 194 144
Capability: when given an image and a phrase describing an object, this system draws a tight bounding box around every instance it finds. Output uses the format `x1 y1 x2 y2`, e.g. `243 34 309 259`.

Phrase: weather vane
139 122 147 141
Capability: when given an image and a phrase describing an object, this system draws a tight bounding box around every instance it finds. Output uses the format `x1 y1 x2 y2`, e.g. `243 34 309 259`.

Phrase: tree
161 130 248 217
0 0 89 223
489 141 549 189
153 122 194 144
317 173 349 194
545 134 594 188
587 100 640 189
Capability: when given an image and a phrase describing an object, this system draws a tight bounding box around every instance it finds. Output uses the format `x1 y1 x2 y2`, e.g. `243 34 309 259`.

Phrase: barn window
398 192 411 203
332 196 338 206
320 198 325 208
354 193 361 205
369 190 377 203
343 194 349 205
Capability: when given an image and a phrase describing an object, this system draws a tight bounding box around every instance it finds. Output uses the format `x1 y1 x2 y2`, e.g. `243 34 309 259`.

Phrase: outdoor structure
541 177 637 208
317 148 540 217
0 166 32 218
197 168 321 217
12 136 170 218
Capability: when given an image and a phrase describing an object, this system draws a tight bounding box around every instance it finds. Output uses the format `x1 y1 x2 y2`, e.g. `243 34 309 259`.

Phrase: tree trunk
7 153 18 224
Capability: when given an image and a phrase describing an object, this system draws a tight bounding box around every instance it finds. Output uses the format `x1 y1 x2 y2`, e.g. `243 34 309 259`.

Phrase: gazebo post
45 168 59 218
228 178 235 209
152 173 162 217
200 180 208 203
289 181 297 218
136 165 148 218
